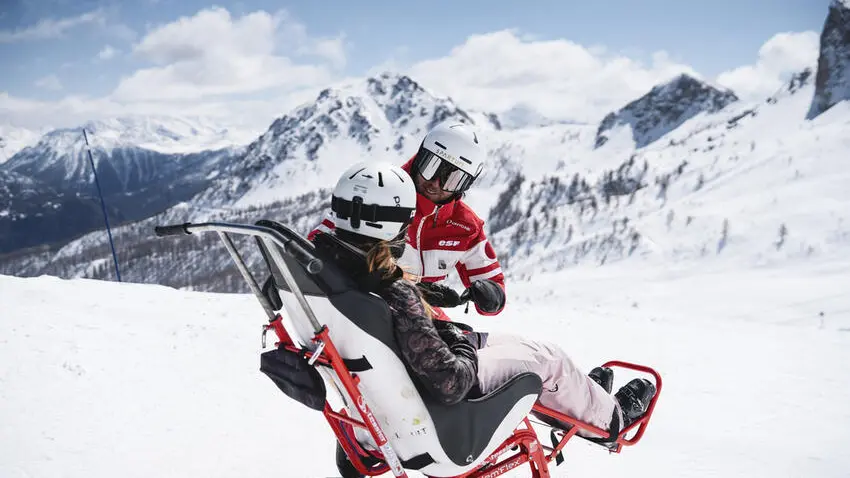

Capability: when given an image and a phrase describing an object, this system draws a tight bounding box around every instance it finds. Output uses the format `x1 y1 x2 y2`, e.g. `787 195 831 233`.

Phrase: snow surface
2 251 849 478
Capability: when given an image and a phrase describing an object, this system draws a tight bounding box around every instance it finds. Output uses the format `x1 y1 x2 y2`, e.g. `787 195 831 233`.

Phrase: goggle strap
332 196 414 229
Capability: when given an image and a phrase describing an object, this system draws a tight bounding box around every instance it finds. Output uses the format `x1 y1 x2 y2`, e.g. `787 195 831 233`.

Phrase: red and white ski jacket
309 158 506 316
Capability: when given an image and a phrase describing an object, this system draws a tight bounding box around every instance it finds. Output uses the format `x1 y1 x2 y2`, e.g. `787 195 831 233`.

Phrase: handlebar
152 221 323 274
154 223 192 237
285 237 323 274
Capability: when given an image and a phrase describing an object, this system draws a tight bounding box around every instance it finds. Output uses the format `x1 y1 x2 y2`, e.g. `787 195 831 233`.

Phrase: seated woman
314 161 656 477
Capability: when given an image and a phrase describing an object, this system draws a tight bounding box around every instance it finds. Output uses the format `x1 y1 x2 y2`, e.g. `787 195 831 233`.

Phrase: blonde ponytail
366 239 433 319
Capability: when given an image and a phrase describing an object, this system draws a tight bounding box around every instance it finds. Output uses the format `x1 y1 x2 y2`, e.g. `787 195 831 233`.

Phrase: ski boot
589 366 614 394
615 378 657 429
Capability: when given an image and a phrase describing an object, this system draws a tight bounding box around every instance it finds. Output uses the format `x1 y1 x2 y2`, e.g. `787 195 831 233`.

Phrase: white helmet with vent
412 121 486 194
331 161 417 241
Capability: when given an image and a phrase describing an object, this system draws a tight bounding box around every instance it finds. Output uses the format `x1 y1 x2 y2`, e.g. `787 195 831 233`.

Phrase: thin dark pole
82 128 122 282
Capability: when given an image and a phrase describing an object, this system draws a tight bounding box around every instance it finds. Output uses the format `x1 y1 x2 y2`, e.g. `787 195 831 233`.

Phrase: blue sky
0 0 831 129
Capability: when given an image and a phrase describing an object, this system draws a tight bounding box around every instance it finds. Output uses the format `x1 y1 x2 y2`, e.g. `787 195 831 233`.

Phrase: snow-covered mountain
190 72 491 209
8 64 848 289
0 116 249 253
0 170 128 255
0 124 41 164
1 188 330 290
2 116 246 192
492 68 850 277
4 1 850 289
807 0 850 119
594 74 739 149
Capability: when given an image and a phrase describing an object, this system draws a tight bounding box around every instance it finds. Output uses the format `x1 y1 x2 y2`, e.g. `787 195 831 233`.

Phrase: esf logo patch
438 240 461 247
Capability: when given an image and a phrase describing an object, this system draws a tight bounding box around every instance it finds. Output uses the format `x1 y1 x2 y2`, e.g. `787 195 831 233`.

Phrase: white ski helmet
330 161 417 241
412 121 486 194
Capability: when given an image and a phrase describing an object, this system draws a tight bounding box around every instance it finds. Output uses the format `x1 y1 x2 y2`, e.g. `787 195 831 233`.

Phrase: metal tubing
260 236 323 333
217 231 277 321
175 221 324 333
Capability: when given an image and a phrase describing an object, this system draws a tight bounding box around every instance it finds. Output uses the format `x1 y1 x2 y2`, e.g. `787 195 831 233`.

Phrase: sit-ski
154 219 662 478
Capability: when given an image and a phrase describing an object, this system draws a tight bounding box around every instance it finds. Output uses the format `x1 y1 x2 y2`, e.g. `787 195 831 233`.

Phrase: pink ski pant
475 333 621 437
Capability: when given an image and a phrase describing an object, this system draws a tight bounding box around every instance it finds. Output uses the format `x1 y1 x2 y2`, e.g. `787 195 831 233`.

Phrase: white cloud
309 36 347 69
0 9 105 43
716 31 819 101
34 75 63 91
406 30 698 122
97 45 119 61
111 7 342 101
0 89 322 134
0 7 344 133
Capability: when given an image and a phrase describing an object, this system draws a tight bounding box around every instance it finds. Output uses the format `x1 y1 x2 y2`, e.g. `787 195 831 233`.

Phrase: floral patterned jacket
379 279 479 405
310 231 479 406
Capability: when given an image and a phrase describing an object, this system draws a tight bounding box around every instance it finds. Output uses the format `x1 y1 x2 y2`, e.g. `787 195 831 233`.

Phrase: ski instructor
309 121 505 320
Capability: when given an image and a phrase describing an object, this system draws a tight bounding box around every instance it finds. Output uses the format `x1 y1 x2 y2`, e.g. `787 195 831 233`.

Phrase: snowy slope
0 124 41 164
488 70 850 277
1 254 849 478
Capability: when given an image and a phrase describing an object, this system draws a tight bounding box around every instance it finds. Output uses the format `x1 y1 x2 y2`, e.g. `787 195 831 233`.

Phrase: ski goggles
415 152 475 193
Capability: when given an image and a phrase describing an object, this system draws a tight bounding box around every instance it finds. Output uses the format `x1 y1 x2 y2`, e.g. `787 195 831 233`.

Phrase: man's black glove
417 282 464 308
467 280 506 314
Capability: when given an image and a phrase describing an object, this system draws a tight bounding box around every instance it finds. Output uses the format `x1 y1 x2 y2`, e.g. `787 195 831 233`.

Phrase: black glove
432 320 478 365
434 320 489 350
433 320 469 346
467 280 506 314
417 282 464 308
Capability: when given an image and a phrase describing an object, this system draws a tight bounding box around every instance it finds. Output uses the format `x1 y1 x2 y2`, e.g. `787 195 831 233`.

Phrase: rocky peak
595 74 738 149
767 69 813 104
806 0 850 119
197 72 480 208
366 71 475 130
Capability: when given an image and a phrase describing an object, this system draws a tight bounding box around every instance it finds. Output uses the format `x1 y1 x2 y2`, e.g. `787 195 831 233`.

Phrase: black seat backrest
255 219 340 297
254 220 401 358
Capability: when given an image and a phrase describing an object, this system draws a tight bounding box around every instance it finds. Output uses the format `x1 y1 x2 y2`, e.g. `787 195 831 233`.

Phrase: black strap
313 355 372 372
400 453 434 470
551 429 566 466
550 408 621 465
332 196 414 228
343 356 372 372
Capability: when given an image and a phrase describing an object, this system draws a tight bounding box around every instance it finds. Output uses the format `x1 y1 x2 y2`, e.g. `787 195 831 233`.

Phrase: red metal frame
266 315 662 478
